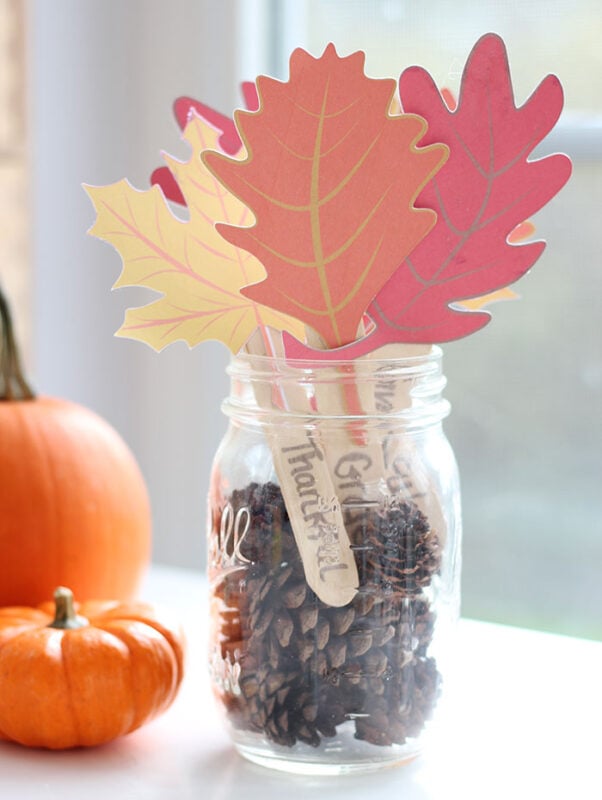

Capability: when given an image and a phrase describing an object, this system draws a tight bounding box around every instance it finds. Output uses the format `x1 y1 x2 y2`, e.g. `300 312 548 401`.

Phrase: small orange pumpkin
0 587 185 749
0 285 151 605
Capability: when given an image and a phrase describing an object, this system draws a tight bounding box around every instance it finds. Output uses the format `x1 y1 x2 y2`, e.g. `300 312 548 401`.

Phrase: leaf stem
48 587 89 631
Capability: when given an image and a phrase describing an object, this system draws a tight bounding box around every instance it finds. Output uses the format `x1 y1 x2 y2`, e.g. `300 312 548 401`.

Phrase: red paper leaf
204 44 448 348
151 83 259 205
241 81 259 111
173 96 242 154
285 34 571 360
150 165 186 205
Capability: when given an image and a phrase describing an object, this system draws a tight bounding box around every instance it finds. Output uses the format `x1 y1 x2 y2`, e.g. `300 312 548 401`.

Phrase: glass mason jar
207 348 461 775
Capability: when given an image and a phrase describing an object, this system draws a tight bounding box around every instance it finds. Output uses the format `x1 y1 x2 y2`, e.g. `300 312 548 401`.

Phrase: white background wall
28 0 251 568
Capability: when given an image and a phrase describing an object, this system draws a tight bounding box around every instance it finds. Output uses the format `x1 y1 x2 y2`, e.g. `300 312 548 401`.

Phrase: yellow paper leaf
457 286 519 311
85 114 304 353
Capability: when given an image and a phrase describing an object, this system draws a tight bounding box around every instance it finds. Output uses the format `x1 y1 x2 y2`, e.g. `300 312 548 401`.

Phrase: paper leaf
455 221 532 310
204 43 448 349
286 34 571 360
173 97 241 155
241 81 260 112
86 114 304 353
151 83 259 205
458 286 518 311
150 165 186 206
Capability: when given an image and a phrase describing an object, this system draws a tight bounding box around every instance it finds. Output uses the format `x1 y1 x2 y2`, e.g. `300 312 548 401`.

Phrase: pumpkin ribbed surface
0 397 151 605
0 596 184 749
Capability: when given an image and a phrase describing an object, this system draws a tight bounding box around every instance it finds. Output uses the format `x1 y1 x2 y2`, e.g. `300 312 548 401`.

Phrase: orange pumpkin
0 587 185 749
0 286 151 605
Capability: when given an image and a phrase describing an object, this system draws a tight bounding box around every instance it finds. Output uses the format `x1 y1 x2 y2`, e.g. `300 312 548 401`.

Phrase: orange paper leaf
204 44 448 348
85 114 304 353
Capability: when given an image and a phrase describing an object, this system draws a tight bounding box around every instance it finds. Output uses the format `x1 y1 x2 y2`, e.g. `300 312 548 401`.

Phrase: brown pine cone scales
347 500 442 596
210 482 442 749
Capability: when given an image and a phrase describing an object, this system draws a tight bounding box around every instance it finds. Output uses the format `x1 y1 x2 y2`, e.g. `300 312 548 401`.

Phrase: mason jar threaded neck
223 347 450 428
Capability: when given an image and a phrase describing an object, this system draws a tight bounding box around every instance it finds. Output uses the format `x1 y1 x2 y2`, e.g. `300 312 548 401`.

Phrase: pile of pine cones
211 482 442 749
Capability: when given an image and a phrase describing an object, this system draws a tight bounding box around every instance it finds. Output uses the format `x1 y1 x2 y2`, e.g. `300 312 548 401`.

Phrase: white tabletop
1 564 600 800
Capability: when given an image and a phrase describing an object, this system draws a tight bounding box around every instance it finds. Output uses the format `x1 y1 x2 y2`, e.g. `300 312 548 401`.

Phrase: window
26 1 600 639
262 0 601 638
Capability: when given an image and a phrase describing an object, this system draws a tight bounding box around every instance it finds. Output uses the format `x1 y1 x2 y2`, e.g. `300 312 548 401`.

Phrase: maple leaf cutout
204 43 448 349
150 83 259 206
85 113 304 353
285 34 571 360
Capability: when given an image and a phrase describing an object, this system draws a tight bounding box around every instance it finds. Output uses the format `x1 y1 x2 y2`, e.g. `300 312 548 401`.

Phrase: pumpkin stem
0 283 35 401
49 587 89 630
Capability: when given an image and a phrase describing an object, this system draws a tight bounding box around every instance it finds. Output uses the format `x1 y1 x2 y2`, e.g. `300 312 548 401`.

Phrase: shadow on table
193 745 433 800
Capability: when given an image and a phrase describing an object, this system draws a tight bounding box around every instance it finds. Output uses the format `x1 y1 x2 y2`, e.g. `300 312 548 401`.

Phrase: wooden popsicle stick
308 341 448 547
299 321 389 524
242 329 359 607
360 343 448 547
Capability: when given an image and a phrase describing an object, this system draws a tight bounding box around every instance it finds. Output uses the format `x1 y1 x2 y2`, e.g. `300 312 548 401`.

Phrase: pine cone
230 482 300 569
350 501 441 596
210 483 443 749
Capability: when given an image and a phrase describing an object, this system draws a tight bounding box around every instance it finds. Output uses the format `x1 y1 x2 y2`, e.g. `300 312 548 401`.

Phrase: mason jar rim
227 344 444 380
223 344 449 427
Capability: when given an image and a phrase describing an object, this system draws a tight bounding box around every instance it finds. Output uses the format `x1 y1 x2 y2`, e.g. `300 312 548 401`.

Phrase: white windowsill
1 564 599 799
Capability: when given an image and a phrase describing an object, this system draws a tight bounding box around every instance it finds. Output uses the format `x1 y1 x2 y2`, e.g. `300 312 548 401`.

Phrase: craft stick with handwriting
245 329 359 607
